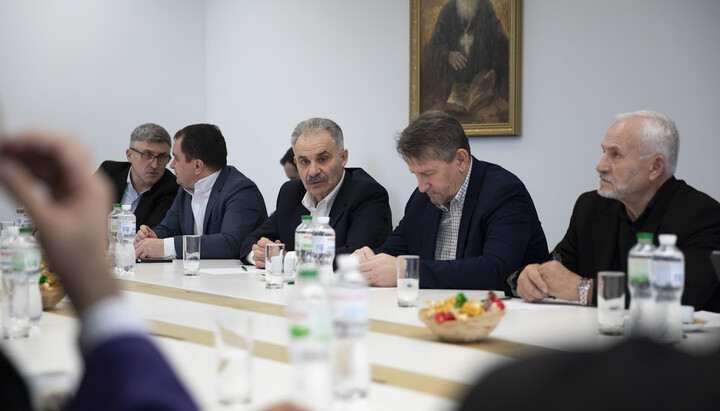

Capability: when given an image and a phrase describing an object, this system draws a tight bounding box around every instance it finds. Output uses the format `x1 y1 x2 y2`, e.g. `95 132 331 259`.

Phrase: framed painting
410 0 521 136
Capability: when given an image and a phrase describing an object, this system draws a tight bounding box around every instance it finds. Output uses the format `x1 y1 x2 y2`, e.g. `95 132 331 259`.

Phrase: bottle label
11 249 40 273
628 257 651 283
330 288 369 339
312 235 335 254
287 306 332 342
118 219 136 236
652 259 684 288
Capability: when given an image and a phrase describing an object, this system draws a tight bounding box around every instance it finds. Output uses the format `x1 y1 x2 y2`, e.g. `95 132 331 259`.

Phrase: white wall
0 0 206 218
2 0 719 248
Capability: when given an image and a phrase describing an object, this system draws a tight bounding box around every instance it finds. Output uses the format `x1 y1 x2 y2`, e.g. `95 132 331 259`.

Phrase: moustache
306 174 328 184
599 173 613 184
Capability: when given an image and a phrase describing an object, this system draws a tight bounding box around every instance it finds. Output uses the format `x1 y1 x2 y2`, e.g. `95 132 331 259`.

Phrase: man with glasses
97 123 179 227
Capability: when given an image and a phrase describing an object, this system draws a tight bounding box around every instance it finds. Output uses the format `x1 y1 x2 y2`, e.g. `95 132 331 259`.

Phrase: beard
457 0 480 24
597 173 638 200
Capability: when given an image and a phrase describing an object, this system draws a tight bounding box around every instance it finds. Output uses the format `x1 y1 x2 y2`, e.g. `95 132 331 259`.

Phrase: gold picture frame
410 0 521 136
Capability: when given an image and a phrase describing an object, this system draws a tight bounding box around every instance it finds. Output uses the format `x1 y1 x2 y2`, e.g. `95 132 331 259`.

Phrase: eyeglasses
130 147 171 164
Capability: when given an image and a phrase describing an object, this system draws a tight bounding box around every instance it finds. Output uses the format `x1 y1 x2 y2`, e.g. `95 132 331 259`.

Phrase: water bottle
115 205 136 275
107 204 121 269
15 207 32 228
286 268 332 410
330 255 370 400
1 226 21 337
312 216 335 285
295 215 314 268
18 228 43 328
3 227 39 338
650 234 684 344
627 232 655 337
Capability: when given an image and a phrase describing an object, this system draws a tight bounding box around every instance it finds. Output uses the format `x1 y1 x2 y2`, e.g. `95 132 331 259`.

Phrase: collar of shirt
187 169 221 235
301 170 346 217
435 161 473 213
617 176 676 228
121 169 152 213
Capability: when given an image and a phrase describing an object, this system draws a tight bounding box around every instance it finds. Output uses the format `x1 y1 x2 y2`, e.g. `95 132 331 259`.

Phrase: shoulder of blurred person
459 338 720 411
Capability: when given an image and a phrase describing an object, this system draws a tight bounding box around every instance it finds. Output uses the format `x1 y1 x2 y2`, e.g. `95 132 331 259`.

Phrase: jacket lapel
203 167 228 233
456 158 482 258
329 171 350 227
423 204 441 260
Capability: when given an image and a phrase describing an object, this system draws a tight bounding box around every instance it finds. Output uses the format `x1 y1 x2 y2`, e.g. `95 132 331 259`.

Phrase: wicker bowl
41 284 66 311
418 308 505 343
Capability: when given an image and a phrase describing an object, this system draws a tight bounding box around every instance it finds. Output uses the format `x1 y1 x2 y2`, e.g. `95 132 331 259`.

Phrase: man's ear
648 154 665 181
455 148 470 171
125 148 133 162
194 159 205 175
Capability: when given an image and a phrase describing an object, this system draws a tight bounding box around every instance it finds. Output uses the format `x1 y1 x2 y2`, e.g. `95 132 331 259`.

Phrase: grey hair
290 118 344 152
130 123 171 147
616 110 679 177
396 111 471 163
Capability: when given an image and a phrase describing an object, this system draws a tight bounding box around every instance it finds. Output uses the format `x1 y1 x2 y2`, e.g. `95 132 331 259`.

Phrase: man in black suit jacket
241 118 392 267
510 110 720 312
96 123 178 227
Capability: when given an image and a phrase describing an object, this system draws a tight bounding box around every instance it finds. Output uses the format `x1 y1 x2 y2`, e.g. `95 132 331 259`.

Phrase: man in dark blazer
354 111 548 290
97 123 178 227
134 124 266 259
512 110 720 312
241 118 392 267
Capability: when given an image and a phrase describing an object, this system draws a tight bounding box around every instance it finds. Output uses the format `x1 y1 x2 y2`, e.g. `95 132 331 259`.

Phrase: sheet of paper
199 266 264 275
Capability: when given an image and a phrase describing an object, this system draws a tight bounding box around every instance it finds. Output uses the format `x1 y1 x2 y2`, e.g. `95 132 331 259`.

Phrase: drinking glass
397 255 420 307
183 235 201 276
265 243 285 289
597 271 625 335
216 313 253 405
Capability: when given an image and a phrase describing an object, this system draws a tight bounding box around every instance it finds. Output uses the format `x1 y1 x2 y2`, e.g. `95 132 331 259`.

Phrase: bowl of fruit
419 291 506 343
40 261 66 311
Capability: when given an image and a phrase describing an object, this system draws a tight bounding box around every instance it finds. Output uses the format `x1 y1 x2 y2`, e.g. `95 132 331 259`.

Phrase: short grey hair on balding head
616 110 679 177
130 123 172 147
290 118 344 152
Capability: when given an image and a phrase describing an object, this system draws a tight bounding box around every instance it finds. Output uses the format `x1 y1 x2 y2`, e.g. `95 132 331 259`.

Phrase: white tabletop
5 259 720 410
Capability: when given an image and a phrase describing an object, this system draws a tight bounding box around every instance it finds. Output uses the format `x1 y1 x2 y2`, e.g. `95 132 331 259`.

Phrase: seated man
97 123 178 227
135 124 267 259
511 110 720 312
241 118 392 267
354 111 548 289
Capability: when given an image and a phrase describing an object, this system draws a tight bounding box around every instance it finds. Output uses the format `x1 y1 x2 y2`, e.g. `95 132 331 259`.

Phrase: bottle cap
122 204 131 211
658 234 677 245
317 216 330 225
113 203 122 209
636 232 653 242
301 215 312 222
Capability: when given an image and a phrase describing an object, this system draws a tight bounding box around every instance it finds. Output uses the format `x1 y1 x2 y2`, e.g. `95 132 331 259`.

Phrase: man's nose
596 155 609 174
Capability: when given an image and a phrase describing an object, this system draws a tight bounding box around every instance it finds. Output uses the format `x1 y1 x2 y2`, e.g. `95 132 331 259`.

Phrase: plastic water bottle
312 216 335 285
3 227 40 338
330 255 370 400
1 226 21 338
650 234 684 344
627 232 655 337
286 268 332 410
15 207 32 228
17 228 43 328
115 205 136 275
107 203 121 268
295 215 314 268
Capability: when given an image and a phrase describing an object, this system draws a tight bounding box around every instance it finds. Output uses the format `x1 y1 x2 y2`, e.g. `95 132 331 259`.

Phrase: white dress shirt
121 170 151 213
163 170 221 257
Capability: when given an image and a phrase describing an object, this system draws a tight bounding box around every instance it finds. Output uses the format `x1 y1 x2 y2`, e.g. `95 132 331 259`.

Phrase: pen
241 266 248 271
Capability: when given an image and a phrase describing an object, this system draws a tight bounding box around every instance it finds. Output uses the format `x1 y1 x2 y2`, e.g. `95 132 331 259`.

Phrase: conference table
4 259 720 410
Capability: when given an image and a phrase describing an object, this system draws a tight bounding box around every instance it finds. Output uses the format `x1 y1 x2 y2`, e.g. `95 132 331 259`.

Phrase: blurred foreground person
458 338 720 411
0 131 198 409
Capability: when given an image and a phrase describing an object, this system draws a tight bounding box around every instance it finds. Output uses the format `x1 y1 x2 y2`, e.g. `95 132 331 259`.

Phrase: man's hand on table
252 237 280 268
135 238 165 259
518 261 583 303
358 252 399 287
